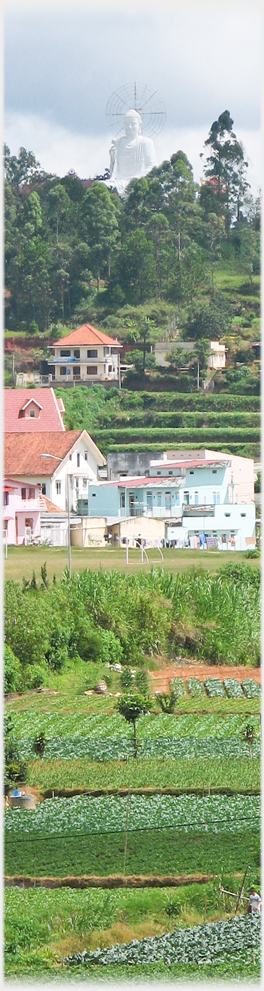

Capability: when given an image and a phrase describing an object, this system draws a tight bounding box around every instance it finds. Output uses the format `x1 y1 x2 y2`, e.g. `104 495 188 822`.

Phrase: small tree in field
116 692 150 758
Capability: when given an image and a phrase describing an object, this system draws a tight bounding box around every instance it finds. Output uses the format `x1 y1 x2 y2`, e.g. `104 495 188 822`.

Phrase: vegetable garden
4 559 261 980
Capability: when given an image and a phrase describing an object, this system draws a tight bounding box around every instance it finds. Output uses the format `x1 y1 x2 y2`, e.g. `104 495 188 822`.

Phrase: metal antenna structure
106 82 166 137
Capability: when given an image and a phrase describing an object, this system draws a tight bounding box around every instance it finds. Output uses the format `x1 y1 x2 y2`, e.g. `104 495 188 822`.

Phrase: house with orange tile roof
46 323 122 386
4 388 66 432
4 430 106 513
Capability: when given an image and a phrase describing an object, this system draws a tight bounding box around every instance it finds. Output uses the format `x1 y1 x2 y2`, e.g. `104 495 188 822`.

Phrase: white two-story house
47 323 123 386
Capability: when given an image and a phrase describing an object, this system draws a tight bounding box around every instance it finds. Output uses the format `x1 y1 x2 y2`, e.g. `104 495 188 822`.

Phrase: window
4 492 9 506
84 453 89 461
240 512 246 517
190 470 194 475
175 491 180 506
147 491 153 508
29 409 36 417
224 512 231 517
108 366 112 373
56 481 61 495
212 469 217 474
157 491 162 506
77 453 80 468
183 491 189 505
86 366 97 375
40 483 46 495
60 366 67 376
120 491 125 508
69 454 72 461
87 349 97 358
73 366 80 377
165 491 171 509
29 487 35 499
74 349 80 358
195 491 199 505
83 479 87 488
157 471 161 476
60 349 71 357
213 492 220 505
169 470 173 476
76 478 79 490
25 518 33 530
21 488 27 500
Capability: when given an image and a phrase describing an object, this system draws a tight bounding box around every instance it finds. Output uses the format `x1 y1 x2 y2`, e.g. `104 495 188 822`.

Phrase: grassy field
4 544 260 583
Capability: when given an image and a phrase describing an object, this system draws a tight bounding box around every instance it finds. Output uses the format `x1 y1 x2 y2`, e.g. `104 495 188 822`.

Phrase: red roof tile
5 431 85 476
52 323 122 348
5 388 65 432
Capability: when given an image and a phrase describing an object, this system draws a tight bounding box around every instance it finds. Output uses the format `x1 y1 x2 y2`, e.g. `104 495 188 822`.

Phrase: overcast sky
4 0 262 195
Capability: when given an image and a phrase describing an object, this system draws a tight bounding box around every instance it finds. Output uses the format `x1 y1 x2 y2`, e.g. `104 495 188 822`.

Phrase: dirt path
150 661 261 693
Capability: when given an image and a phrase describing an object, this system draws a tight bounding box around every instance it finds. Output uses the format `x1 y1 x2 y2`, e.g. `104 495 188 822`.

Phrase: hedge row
94 427 260 445
107 443 261 458
110 412 260 429
120 392 260 412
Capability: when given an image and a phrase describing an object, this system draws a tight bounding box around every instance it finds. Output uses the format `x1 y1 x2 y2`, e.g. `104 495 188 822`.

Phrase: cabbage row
5 793 260 838
16 734 261 762
8 710 260 741
64 914 261 968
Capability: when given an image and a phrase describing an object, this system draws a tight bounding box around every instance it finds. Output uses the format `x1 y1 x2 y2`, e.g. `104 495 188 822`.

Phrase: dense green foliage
4 564 260 692
4 121 260 335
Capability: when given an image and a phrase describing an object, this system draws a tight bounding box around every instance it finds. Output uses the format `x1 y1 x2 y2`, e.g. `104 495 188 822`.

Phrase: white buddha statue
106 109 156 196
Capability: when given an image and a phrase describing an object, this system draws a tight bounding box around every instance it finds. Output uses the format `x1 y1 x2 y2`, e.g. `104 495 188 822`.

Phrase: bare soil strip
4 873 214 889
151 662 261 693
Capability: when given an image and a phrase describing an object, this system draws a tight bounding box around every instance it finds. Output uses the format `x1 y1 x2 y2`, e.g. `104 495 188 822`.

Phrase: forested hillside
5 110 260 343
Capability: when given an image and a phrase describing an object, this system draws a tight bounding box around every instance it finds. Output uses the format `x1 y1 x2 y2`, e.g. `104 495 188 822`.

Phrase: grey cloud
5 9 261 138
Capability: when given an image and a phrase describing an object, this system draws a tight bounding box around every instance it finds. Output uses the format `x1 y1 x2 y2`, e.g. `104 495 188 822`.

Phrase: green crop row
4 827 260 878
27 757 261 795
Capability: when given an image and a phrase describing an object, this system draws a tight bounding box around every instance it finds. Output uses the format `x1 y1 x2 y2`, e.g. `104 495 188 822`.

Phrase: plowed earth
150 661 261 693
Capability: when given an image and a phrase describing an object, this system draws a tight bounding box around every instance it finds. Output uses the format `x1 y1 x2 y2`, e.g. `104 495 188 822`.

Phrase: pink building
3 479 41 545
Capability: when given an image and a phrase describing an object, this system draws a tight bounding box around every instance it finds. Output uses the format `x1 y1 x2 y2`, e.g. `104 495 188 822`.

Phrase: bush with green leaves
135 668 150 697
4 715 27 786
4 645 21 695
120 667 134 690
116 693 150 757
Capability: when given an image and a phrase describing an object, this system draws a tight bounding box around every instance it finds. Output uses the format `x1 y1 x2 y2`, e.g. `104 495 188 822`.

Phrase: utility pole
41 453 72 578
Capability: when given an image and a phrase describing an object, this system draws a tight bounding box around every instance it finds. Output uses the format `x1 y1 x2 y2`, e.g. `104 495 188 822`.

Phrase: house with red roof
4 388 65 432
47 323 122 385
4 429 106 514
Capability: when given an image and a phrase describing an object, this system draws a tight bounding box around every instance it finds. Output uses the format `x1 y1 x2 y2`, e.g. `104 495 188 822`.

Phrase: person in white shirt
246 887 261 914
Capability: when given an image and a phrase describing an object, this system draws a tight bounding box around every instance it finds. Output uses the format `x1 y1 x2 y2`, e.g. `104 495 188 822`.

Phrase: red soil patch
150 661 261 694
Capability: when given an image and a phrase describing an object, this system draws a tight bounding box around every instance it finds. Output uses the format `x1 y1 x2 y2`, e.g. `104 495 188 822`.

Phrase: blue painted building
79 453 256 551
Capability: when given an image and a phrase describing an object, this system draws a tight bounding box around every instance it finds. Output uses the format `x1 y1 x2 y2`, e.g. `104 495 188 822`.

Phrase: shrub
120 668 134 689
45 628 68 671
20 664 46 689
135 668 150 697
33 732 48 757
4 715 27 785
4 645 21 695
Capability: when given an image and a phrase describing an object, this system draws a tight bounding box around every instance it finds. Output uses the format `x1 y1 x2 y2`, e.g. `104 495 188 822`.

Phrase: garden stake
123 789 131 876
235 866 249 914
